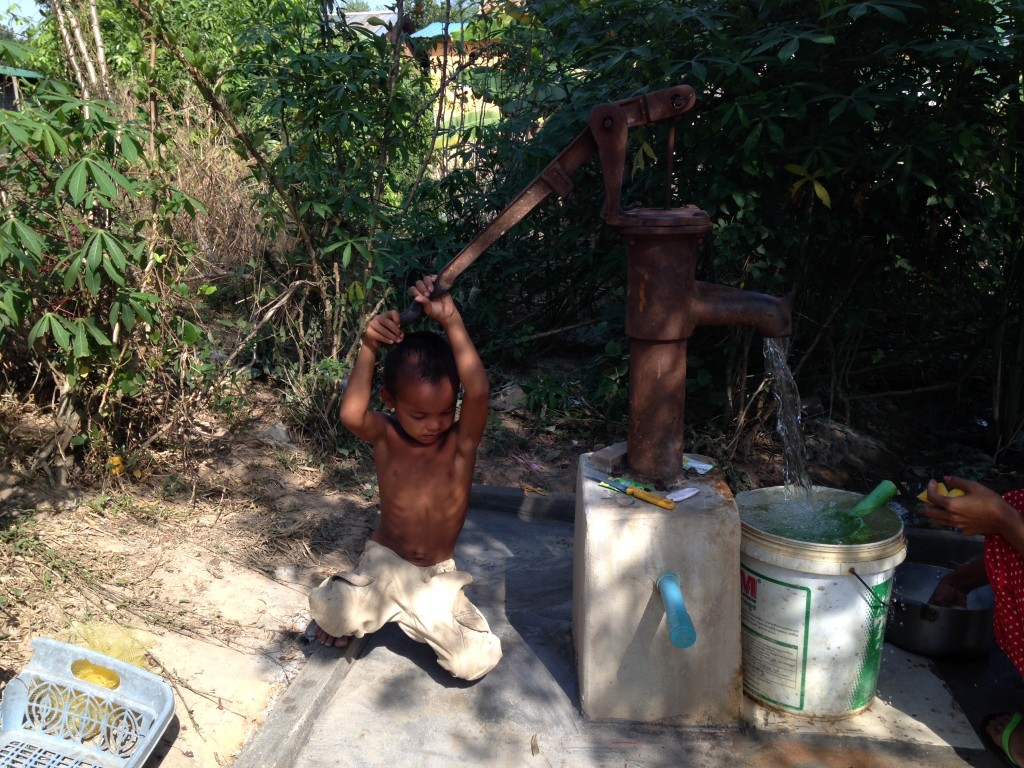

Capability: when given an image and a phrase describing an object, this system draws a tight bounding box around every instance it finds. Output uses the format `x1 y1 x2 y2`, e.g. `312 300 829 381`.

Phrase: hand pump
402 85 793 485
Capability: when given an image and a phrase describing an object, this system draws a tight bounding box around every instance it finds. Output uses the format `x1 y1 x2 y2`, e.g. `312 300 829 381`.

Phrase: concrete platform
234 490 1015 768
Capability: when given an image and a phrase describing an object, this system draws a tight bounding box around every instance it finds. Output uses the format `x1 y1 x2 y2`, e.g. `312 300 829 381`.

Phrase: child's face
383 377 458 445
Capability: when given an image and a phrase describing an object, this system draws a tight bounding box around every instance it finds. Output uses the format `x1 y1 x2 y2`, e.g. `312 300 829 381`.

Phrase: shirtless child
308 275 502 681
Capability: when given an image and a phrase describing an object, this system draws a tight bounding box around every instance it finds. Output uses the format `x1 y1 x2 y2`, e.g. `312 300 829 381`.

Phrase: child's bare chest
378 428 459 486
383 451 455 487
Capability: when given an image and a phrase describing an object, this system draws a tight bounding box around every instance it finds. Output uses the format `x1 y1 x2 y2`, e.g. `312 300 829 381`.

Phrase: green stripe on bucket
848 576 893 710
740 563 811 712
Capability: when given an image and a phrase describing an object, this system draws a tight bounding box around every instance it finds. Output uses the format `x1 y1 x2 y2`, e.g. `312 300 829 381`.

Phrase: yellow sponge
917 482 966 502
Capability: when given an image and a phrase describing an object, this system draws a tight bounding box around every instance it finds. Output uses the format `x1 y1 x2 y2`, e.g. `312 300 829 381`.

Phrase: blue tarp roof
410 21 467 39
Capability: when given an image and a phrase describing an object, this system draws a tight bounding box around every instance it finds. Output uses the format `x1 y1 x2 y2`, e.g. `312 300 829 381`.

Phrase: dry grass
170 128 273 270
103 85 273 274
0 386 379 684
2 498 209 677
0 379 589 688
0 395 51 474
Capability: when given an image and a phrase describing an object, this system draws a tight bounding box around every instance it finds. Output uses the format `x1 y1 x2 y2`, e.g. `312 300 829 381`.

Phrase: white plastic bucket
736 487 906 718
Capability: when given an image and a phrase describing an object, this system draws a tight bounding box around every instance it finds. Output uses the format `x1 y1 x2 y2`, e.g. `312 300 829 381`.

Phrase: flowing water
749 339 901 545
763 338 812 502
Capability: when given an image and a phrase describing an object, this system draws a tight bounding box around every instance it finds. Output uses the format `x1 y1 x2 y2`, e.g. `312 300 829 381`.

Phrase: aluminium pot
885 562 995 659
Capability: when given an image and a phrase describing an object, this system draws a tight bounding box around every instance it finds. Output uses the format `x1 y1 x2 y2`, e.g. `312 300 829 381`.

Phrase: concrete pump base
572 452 743 723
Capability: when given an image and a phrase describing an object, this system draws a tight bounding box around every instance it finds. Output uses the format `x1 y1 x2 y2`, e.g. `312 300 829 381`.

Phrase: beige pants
309 540 502 681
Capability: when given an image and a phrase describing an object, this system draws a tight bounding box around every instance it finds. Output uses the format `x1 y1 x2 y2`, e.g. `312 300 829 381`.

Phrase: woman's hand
922 476 1018 537
927 556 987 607
928 579 969 608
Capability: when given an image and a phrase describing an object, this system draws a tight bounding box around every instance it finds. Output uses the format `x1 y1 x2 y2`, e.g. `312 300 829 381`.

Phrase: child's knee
442 632 502 681
309 572 389 638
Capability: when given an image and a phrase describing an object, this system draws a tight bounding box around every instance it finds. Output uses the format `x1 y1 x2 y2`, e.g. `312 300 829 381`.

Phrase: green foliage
4 0 449 474
429 0 1024 450
283 357 362 456
521 373 574 423
9 0 1022 470
232 1 435 367
0 39 206 465
24 0 273 107
581 337 629 427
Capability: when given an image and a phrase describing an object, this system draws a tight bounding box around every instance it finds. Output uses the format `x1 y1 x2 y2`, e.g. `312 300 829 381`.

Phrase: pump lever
398 128 596 325
398 84 699 326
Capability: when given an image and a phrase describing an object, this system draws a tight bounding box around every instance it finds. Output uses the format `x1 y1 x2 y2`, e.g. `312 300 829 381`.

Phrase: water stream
763 338 813 503
750 339 902 545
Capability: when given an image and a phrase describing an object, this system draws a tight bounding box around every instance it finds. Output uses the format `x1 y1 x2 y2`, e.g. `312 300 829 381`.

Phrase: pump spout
657 572 697 648
691 282 794 338
622 225 796 484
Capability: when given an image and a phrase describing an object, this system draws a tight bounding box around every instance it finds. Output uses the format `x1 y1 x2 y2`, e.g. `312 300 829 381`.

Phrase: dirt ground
0 381 1020 765
0 385 594 765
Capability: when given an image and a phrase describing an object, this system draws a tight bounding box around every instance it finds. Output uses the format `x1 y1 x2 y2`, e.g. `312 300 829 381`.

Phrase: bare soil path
0 386 585 765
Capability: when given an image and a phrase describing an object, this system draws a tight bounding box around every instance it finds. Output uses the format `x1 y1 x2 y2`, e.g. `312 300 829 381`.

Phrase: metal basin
885 562 994 658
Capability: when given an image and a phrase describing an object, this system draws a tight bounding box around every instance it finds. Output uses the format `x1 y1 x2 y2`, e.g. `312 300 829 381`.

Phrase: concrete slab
234 498 1008 768
745 645 983 750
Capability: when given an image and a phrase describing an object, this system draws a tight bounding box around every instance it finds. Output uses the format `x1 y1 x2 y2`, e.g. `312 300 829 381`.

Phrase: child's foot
985 712 1024 766
311 621 349 648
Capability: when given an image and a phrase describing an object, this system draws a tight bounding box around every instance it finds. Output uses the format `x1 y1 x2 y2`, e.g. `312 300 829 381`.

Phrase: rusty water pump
401 85 793 487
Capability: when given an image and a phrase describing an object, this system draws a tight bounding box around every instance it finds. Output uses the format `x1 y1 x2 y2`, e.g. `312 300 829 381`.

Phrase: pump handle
398 85 699 326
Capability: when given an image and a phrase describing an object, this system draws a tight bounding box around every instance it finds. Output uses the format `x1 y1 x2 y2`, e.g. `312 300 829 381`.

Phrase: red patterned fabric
984 489 1024 676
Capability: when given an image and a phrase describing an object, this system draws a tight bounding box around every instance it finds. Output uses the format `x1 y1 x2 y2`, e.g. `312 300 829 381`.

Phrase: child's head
382 331 458 394
381 331 460 445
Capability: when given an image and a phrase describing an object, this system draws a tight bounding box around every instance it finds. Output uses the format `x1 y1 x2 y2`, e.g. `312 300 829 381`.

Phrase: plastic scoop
845 480 898 516
834 480 898 540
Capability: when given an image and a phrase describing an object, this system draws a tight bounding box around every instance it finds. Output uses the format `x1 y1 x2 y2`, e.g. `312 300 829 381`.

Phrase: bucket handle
848 567 890 609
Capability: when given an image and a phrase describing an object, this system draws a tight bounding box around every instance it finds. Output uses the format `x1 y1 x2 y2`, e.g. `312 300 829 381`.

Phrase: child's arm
412 276 489 454
444 310 490 454
340 311 403 443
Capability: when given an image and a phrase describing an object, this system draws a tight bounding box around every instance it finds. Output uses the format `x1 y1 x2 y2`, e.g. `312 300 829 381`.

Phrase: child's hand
411 275 456 323
364 310 404 347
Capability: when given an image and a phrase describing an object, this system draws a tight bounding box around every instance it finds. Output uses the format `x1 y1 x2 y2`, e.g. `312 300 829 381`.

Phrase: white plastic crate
0 637 174 768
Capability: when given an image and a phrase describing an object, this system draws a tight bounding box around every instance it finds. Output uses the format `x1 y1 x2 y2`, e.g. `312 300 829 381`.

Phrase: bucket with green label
736 486 906 719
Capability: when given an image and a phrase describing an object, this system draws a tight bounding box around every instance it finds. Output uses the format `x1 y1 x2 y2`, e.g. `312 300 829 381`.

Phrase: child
308 275 502 681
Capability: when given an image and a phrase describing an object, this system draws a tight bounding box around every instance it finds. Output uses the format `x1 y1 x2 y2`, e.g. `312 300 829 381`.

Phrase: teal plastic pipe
657 572 697 648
